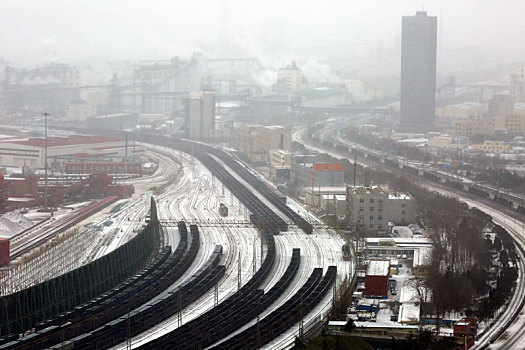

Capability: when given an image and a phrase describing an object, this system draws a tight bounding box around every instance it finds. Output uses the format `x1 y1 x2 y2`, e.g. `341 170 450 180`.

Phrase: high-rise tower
400 11 437 131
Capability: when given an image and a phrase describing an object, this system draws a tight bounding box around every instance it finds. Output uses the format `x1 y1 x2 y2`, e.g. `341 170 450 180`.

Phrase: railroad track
10 196 119 259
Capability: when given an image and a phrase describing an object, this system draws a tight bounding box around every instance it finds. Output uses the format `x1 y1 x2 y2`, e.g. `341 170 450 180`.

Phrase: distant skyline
1 1 524 73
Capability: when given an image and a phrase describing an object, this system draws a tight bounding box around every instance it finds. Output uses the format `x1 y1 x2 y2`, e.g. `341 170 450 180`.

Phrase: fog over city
2 1 525 72
2 2 525 350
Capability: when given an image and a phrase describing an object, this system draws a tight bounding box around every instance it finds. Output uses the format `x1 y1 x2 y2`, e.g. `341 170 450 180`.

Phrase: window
360 198 364 203
370 207 374 211
401 203 406 208
402 211 406 215
378 216 382 220
378 208 383 212
379 199 383 203
378 224 383 229
359 207 364 212
370 215 374 220
369 224 374 229
370 199 374 203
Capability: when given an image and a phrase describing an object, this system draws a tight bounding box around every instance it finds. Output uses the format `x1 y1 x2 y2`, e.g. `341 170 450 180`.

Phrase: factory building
238 125 291 163
290 159 345 191
0 135 143 169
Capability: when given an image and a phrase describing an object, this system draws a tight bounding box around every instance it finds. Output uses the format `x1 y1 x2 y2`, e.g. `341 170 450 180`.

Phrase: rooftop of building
313 163 343 171
388 193 413 200
366 237 433 246
446 102 484 109
349 185 387 195
91 113 136 120
366 259 390 276
3 135 122 148
305 186 347 194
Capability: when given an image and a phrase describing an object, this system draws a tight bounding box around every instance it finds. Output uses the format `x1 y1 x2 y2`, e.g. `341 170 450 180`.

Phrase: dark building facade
400 11 437 131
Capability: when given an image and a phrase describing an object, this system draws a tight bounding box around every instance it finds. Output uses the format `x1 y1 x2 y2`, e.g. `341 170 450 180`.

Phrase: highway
296 124 525 349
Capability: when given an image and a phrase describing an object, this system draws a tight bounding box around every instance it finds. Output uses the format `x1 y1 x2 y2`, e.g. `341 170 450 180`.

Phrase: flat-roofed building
471 140 511 153
185 90 215 139
0 135 135 169
364 259 390 298
347 186 389 233
238 125 291 163
387 192 416 225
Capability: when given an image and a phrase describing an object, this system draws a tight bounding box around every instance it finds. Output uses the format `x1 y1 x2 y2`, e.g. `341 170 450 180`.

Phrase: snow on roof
388 193 412 200
398 303 420 324
6 135 121 148
366 259 390 276
366 237 433 246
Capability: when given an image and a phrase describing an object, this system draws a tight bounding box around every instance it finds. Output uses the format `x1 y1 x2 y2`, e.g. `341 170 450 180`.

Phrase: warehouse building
0 135 144 169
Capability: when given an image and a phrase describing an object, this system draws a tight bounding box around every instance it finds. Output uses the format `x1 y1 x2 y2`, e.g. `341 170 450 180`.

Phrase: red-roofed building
313 163 343 172
0 135 143 169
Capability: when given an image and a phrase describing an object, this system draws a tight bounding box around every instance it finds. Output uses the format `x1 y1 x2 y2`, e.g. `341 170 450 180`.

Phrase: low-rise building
320 194 346 216
291 158 345 191
505 113 525 135
436 102 485 120
238 125 291 163
347 186 389 233
453 119 495 137
0 135 143 169
364 237 433 267
428 136 453 150
364 259 390 298
269 149 291 168
471 140 510 153
305 186 346 207
387 192 416 225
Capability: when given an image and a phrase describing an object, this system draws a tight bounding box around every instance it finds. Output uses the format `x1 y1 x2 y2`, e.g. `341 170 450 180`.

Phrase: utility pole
237 251 241 290
43 112 49 211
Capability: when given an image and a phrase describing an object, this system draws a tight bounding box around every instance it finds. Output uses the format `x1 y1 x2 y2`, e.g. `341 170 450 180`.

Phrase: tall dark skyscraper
400 11 437 131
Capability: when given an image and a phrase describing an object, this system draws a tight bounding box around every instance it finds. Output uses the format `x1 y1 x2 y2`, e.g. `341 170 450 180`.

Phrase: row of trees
390 176 518 323
343 128 433 162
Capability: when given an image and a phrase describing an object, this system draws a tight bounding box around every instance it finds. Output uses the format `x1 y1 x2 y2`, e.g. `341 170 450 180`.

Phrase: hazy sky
1 0 525 68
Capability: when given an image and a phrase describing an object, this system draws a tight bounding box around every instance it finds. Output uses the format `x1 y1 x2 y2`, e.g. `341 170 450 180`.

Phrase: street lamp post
43 112 48 211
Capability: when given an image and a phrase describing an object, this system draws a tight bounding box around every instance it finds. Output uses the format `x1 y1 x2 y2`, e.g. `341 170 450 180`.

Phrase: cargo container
0 238 9 265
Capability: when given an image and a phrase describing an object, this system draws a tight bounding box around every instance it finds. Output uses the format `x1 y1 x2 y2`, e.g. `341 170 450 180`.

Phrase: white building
269 149 291 168
347 186 416 233
185 90 215 139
